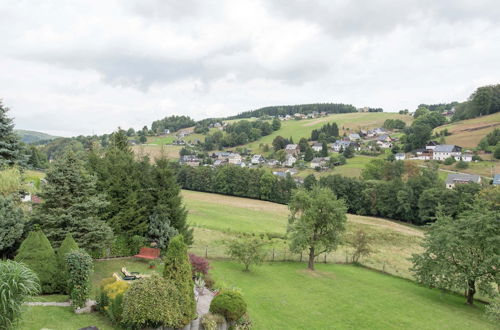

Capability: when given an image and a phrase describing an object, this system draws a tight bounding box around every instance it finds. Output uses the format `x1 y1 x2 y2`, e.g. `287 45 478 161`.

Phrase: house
349 133 361 141
311 142 323 152
411 149 432 160
433 145 462 161
227 153 242 165
180 155 200 167
251 154 265 165
285 144 300 156
284 155 297 167
267 159 281 167
331 140 360 152
395 153 406 160
493 174 500 185
212 151 232 159
445 173 481 189
425 141 439 151
213 159 226 167
310 157 329 169
377 134 392 143
376 140 392 149
461 153 473 162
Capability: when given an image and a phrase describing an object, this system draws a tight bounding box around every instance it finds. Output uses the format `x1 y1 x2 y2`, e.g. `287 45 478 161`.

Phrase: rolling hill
15 129 59 144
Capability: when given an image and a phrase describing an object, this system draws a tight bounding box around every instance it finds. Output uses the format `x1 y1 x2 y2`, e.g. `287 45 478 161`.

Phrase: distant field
434 112 500 148
211 262 495 330
242 112 412 153
183 190 423 279
131 144 182 160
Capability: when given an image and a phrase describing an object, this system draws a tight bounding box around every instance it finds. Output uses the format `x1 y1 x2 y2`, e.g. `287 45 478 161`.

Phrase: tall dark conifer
0 101 22 167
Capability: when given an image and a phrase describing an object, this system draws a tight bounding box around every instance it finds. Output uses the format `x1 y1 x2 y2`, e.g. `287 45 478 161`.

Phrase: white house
284 155 297 167
331 140 360 152
311 142 323 152
461 153 473 162
433 145 462 161
445 173 481 189
395 153 405 160
310 157 329 169
228 153 242 165
251 154 265 165
376 140 392 149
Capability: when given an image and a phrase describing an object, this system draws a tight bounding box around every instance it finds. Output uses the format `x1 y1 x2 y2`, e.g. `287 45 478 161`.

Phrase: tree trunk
308 247 315 270
466 279 476 305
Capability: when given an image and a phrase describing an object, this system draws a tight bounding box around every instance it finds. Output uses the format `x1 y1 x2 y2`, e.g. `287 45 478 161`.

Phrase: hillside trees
0 101 23 167
411 201 500 305
151 115 195 134
288 186 347 270
453 84 500 120
32 151 113 252
227 103 357 119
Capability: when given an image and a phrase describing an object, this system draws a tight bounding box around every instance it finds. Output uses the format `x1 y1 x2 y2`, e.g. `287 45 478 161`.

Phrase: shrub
14 230 59 294
163 235 196 325
201 313 225 330
455 160 469 169
66 250 93 309
110 235 132 257
0 260 40 329
226 238 267 271
129 235 147 255
122 274 186 328
189 253 210 277
101 279 130 325
485 297 500 322
209 290 247 322
57 233 79 293
443 157 455 165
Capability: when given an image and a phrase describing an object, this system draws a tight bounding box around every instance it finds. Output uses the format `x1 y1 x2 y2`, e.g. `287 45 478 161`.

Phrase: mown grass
210 261 495 330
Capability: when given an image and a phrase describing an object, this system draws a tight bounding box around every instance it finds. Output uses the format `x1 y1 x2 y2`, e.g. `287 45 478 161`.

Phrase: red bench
134 247 160 260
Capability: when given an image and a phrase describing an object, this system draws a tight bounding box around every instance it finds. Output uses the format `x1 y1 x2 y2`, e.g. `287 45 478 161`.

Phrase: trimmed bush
0 260 40 329
189 253 210 277
101 279 130 325
209 290 247 322
163 235 196 325
66 250 93 309
14 230 58 294
57 233 79 293
122 274 187 328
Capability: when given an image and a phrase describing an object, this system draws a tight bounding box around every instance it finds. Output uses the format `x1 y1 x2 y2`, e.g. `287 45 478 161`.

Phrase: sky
1 0 499 137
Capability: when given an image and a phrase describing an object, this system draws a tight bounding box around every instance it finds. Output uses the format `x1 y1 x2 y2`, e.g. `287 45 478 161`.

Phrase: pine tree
32 151 113 252
0 101 22 167
14 230 59 293
163 235 196 324
148 212 178 250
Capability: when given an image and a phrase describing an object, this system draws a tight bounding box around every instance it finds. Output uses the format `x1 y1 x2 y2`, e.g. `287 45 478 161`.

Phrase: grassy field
210 262 495 330
241 112 412 153
19 306 114 330
434 112 500 148
131 144 182 161
183 190 423 279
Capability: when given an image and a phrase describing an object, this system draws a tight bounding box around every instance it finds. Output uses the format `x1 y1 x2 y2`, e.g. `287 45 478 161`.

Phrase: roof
445 173 481 185
312 142 322 147
395 153 405 157
349 133 361 139
434 145 460 153
285 144 299 150
493 174 500 185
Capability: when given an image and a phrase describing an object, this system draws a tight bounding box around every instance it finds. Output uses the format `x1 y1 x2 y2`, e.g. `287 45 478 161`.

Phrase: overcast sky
1 0 499 136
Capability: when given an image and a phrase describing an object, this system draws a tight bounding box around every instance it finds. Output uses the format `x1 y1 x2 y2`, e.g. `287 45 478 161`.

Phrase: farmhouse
311 142 323 152
285 144 300 156
445 173 481 189
251 154 265 164
310 157 329 169
433 145 462 161
284 155 297 167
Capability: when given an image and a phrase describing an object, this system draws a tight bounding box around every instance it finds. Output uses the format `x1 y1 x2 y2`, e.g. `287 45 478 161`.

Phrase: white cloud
0 0 499 136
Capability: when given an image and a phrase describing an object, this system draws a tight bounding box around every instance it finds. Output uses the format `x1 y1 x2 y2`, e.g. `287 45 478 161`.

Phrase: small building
376 140 392 149
311 142 323 152
433 145 462 161
445 173 481 189
228 153 242 165
493 174 500 185
180 155 200 167
310 157 329 169
377 134 392 143
284 155 297 167
460 153 473 162
285 144 300 156
425 141 439 151
213 159 226 167
395 153 405 160
267 159 281 167
251 154 265 165
349 133 361 141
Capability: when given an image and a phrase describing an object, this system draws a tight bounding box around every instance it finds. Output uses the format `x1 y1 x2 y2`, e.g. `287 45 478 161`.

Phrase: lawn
182 190 423 279
19 306 114 330
210 261 495 330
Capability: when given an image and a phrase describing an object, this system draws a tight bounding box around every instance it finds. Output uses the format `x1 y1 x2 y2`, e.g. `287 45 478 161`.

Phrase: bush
226 238 267 271
455 160 469 169
99 279 130 325
66 250 93 309
129 235 147 255
443 157 455 165
163 235 196 325
209 290 247 322
122 274 187 329
189 253 210 277
485 297 500 322
201 313 225 330
14 230 59 294
0 260 40 329
57 233 79 293
110 235 132 257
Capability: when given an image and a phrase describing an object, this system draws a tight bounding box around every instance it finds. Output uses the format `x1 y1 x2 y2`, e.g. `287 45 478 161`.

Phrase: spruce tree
14 230 59 293
32 151 113 252
163 235 196 325
0 101 22 167
57 233 79 293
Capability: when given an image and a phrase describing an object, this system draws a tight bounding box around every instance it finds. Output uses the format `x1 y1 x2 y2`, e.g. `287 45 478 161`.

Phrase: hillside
433 112 500 148
15 129 59 144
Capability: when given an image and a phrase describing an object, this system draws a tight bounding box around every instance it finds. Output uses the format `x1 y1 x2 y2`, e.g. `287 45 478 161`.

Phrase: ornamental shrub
189 253 210 277
57 233 79 293
200 313 225 330
14 230 58 294
122 274 187 328
0 260 40 330
209 290 247 322
102 279 130 325
163 235 196 325
66 250 93 309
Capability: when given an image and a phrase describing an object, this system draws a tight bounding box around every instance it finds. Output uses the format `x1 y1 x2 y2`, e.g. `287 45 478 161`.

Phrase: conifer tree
163 235 196 325
32 151 113 252
14 230 59 293
0 195 24 257
0 101 23 167
57 233 79 293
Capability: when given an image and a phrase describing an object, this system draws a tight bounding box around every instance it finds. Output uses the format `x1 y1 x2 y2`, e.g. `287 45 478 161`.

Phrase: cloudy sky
1 0 499 136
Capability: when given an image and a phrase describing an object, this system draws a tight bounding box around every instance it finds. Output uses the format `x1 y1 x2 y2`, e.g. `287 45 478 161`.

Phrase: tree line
452 84 500 121
226 103 358 120
150 115 195 134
